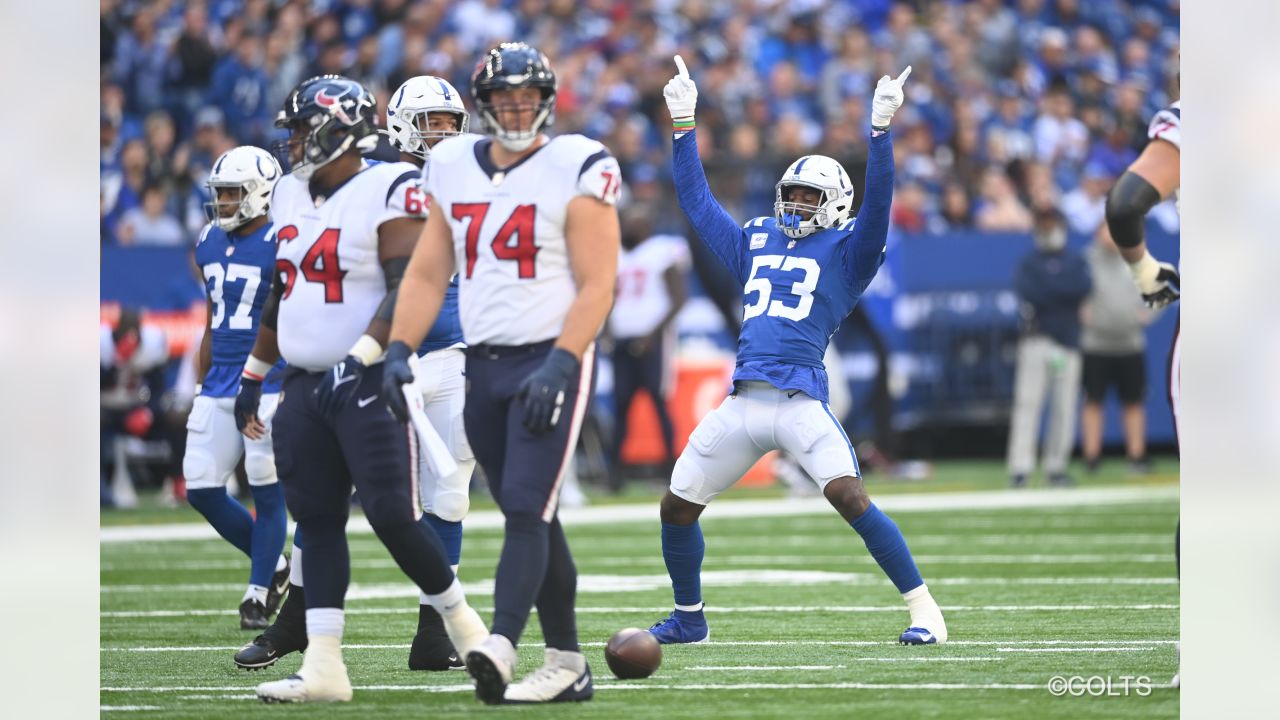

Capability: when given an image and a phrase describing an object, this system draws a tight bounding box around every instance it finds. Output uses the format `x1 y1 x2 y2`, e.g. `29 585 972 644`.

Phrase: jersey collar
473 137 551 184
308 160 370 205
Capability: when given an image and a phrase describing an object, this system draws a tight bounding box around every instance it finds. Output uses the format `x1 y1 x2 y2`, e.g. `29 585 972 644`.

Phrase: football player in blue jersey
186 145 291 630
648 56 948 646
384 75 476 672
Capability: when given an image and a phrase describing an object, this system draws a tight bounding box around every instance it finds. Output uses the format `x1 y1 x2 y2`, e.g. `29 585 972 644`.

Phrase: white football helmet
386 76 470 160
204 146 281 231
774 155 855 239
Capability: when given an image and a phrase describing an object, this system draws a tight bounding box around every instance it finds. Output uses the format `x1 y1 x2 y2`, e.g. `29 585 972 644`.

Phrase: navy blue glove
314 355 366 418
516 348 580 434
234 375 263 434
382 341 416 424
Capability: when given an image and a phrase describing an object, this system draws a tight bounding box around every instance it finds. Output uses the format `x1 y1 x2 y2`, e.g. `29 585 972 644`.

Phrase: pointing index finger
674 54 689 79
896 66 913 86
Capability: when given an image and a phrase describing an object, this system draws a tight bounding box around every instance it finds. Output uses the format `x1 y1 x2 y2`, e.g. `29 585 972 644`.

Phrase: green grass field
101 460 1179 718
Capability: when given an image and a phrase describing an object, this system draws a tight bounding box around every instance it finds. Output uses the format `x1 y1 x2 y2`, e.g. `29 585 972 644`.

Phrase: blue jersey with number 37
672 130 895 402
194 222 285 396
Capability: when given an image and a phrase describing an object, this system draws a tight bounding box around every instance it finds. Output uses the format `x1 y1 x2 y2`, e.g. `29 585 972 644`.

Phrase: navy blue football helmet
273 75 379 180
471 43 557 151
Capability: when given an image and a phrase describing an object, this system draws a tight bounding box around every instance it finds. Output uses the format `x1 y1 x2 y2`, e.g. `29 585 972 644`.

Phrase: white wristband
243 356 273 381
349 334 385 365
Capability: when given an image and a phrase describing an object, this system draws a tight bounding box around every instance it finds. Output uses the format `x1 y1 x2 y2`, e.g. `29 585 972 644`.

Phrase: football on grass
605 628 662 679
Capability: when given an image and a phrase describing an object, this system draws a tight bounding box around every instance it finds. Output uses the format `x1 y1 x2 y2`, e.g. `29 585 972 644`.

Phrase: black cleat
240 599 270 630
408 603 463 671
265 556 291 618
235 584 308 670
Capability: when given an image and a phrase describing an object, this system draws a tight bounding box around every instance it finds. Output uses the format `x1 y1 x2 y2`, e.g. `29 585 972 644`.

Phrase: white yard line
103 639 1177 652
102 550 1177 568
100 706 163 711
102 603 1177 619
100 574 1177 594
995 647 1160 653
101 681 1177 693
100 485 1178 544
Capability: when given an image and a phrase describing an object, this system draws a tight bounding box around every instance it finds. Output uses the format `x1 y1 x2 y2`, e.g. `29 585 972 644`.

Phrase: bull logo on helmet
315 88 357 126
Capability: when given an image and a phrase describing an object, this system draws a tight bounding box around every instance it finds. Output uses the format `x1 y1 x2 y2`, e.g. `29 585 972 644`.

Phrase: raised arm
665 55 748 283
843 67 911 288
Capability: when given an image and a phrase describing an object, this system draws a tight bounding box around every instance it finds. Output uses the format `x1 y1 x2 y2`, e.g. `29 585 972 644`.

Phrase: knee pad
431 485 470 523
183 447 223 491
244 446 278 486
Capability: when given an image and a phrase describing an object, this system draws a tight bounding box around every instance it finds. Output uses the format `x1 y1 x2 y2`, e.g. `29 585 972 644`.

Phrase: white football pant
183 393 280 490
412 347 475 521
671 380 860 505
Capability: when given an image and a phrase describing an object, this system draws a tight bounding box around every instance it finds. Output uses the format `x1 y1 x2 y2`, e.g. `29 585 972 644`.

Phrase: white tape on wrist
1128 251 1160 288
243 356 272 381
349 334 385 365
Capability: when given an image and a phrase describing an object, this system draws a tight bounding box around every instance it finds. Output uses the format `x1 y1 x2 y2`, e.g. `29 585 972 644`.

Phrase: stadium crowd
101 0 1180 248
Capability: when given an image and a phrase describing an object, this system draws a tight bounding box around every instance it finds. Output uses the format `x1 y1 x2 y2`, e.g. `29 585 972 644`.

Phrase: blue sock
421 513 463 566
248 483 288 588
188 487 253 557
661 521 704 608
850 503 924 594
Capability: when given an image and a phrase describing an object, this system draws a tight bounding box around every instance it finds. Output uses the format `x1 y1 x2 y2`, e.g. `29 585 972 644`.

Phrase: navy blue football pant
464 340 596 650
272 364 454 611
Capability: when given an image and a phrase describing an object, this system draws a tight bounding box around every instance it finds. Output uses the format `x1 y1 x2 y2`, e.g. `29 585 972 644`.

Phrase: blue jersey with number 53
194 222 285 396
672 130 896 402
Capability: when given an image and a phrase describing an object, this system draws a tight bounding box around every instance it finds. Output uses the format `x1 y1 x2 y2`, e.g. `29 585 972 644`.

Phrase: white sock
243 584 269 605
275 554 287 573
902 584 947 639
289 546 304 587
306 607 345 641
675 602 704 613
425 578 467 616
548 648 585 672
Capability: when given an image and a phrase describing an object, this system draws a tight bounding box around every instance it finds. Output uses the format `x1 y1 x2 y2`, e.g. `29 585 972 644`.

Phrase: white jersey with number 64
271 160 427 371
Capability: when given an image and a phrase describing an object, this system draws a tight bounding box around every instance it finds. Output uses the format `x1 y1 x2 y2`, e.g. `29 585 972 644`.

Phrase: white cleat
256 636 352 703
465 634 517 705
504 649 594 704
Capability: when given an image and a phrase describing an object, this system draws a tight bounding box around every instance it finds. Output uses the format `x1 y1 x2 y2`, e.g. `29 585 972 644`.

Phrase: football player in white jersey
383 43 621 704
186 146 291 632
385 74 476 672
1104 96 1180 688
231 75 488 703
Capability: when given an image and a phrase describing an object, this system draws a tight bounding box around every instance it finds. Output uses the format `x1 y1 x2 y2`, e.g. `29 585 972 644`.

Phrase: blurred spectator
168 2 220 130
975 168 1033 232
117 183 187 247
113 5 171 115
1059 162 1112 235
1007 208 1092 487
100 309 174 508
939 181 973 230
1033 83 1089 185
209 31 271 146
608 204 689 491
1080 223 1154 475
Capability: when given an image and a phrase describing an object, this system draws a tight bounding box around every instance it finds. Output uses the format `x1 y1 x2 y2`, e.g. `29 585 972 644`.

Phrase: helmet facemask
475 87 555 152
773 155 855 239
393 108 468 161
203 147 279 230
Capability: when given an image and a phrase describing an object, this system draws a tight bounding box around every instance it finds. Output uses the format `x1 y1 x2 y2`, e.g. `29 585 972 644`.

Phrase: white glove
663 54 698 121
871 66 912 129
1128 250 1181 309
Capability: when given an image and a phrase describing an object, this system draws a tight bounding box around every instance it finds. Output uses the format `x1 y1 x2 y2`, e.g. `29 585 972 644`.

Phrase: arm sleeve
672 130 748 283
842 131 895 286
